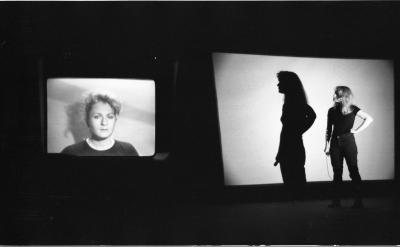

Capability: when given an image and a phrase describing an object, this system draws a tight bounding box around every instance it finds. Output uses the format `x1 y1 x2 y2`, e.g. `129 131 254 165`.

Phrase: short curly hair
84 93 122 125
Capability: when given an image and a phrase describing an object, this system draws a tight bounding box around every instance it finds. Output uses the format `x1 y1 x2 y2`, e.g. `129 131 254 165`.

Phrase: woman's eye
107 115 115 119
93 115 100 119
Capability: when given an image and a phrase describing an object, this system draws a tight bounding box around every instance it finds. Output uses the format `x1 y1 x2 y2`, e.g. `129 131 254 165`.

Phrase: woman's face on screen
87 102 117 140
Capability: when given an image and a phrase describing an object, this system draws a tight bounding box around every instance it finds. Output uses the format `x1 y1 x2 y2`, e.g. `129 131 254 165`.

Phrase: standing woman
274 71 316 199
324 86 373 208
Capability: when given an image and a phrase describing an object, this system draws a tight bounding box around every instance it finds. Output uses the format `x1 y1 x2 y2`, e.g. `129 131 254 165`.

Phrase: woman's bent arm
351 110 373 134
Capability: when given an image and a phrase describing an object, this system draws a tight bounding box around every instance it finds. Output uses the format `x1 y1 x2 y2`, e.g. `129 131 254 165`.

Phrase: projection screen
213 52 394 185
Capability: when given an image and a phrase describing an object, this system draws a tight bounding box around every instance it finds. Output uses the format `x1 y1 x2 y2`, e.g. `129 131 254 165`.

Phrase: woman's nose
101 118 108 125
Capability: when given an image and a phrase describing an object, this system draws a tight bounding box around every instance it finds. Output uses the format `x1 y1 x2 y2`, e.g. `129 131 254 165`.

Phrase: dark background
0 2 399 245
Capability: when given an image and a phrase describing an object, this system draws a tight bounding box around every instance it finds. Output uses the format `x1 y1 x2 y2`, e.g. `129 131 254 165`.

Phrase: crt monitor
41 55 168 157
46 77 155 156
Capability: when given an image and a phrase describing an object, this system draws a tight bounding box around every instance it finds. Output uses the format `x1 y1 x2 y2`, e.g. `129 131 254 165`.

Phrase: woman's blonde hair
333 86 353 114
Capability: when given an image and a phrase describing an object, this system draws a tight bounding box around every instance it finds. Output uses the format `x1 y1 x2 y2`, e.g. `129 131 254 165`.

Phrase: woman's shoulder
114 140 135 148
114 140 139 156
284 103 308 111
60 140 88 155
328 106 336 113
328 106 341 119
350 104 360 111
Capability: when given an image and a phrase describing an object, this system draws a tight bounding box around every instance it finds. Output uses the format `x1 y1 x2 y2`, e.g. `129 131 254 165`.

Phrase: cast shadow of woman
274 71 316 200
64 101 90 144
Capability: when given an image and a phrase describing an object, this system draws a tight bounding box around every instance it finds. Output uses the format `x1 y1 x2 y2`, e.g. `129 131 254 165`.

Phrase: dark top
280 103 316 137
276 103 316 160
61 140 139 156
326 105 360 142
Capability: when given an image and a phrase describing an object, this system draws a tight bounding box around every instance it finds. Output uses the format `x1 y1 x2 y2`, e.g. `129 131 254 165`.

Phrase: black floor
2 194 399 245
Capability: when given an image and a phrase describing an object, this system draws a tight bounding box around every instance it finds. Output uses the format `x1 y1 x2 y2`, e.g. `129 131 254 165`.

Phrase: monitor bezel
39 54 172 159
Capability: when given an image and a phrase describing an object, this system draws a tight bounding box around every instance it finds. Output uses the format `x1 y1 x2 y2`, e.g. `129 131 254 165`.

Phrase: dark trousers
329 133 362 201
280 140 306 199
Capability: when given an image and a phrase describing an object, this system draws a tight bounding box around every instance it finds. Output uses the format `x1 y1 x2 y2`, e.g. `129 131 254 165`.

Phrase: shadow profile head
65 101 90 143
277 71 308 105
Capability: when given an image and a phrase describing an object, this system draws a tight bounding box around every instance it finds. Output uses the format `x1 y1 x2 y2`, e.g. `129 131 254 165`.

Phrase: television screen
213 52 395 185
47 78 155 156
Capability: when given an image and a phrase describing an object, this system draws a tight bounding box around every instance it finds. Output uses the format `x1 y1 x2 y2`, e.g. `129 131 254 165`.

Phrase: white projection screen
47 78 155 156
213 52 394 185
